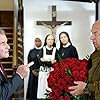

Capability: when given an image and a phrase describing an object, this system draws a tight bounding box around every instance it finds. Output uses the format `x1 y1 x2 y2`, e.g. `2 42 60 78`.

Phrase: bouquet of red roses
47 58 88 100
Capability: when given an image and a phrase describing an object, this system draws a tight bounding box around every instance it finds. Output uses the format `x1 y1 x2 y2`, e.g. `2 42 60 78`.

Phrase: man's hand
16 65 29 78
16 62 34 78
68 81 87 96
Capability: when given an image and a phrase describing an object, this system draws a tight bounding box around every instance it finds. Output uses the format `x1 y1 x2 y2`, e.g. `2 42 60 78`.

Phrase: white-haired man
0 28 29 100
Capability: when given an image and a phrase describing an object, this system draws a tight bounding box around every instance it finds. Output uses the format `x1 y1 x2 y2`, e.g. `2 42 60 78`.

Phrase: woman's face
35 38 42 47
60 33 69 45
46 35 54 47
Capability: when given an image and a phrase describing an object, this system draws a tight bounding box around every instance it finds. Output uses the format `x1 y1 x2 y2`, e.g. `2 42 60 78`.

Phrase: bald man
68 20 100 100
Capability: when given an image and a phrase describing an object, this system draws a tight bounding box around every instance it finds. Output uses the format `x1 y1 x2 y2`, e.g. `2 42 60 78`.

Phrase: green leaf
65 69 72 76
71 95 83 100
57 54 62 61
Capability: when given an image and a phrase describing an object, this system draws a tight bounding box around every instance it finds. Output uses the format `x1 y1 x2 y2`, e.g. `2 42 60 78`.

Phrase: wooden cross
36 5 72 35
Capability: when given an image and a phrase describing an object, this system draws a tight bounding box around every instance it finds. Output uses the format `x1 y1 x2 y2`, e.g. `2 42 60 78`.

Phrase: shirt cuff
16 72 24 79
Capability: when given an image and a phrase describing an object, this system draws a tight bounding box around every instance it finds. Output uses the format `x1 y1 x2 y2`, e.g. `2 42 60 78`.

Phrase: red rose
52 85 61 97
57 78 66 90
72 70 79 77
64 96 71 100
47 58 88 100
53 62 60 72
48 72 55 87
80 71 86 76
53 70 60 80
49 92 57 100
72 66 79 71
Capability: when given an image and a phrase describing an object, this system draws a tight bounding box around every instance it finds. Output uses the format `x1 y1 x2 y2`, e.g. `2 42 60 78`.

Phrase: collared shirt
0 67 7 80
0 67 4 75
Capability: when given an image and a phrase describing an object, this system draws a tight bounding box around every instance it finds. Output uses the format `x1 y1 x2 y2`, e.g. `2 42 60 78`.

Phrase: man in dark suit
0 28 29 100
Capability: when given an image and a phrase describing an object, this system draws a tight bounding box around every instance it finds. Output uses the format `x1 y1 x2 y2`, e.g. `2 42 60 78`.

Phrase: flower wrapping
47 58 88 100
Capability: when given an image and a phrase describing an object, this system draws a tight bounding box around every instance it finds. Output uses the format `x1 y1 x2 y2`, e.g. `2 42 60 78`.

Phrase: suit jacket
0 72 23 100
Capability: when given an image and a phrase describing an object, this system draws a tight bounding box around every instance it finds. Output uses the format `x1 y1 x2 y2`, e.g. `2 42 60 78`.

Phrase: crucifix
36 5 72 35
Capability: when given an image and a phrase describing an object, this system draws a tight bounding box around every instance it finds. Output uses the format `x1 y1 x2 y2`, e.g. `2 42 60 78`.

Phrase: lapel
0 64 7 81
0 71 7 81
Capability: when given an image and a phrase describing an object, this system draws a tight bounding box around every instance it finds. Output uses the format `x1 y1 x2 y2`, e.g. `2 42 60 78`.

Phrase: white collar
0 67 4 75
46 45 53 50
35 46 42 50
63 42 71 48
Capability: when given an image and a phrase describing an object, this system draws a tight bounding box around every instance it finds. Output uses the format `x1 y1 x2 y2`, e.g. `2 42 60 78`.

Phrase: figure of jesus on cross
36 5 72 35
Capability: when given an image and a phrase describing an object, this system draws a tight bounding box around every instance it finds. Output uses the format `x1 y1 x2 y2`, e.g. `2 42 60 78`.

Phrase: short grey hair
0 28 5 35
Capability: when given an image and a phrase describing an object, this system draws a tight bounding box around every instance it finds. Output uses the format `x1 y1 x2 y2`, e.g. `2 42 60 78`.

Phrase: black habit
59 45 79 59
26 48 41 100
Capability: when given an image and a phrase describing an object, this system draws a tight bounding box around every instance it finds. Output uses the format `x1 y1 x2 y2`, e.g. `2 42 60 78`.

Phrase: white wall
23 0 96 99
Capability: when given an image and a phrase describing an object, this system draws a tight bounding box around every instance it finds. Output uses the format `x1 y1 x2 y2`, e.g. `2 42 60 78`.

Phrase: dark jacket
83 50 100 100
0 72 23 100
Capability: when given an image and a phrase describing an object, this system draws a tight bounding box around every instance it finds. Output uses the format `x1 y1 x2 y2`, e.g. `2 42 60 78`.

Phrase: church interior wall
23 0 96 99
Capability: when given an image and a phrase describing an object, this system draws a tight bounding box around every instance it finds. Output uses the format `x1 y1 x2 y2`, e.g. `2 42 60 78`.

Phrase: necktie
0 64 7 80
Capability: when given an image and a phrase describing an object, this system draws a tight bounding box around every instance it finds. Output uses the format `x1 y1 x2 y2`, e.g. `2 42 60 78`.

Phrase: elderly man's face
0 34 10 59
90 21 100 50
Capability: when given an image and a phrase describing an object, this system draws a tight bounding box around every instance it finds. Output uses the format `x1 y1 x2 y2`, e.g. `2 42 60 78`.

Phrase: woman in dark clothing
59 32 79 59
26 35 42 100
37 34 58 99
